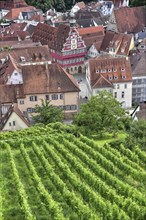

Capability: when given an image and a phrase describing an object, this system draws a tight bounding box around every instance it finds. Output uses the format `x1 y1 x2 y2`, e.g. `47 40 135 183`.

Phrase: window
60 94 64 99
19 100 24 105
122 75 126 79
9 122 11 127
101 69 106 73
27 108 35 113
51 94 58 100
114 76 118 80
121 91 125 98
113 68 117 72
13 121 16 126
124 84 127 89
114 92 117 98
96 70 99 73
117 84 120 89
14 72 18 76
45 95 49 100
108 69 112 72
121 68 125 71
29 96 37 101
65 105 71 111
71 105 77 110
108 76 112 80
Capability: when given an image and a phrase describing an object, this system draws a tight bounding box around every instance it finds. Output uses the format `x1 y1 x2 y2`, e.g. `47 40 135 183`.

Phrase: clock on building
71 38 77 49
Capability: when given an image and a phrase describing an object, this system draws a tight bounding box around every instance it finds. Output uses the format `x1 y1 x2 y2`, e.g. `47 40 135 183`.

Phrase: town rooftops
0 0 28 10
22 63 80 94
100 31 133 56
3 6 36 20
111 6 146 33
0 45 52 65
88 56 132 86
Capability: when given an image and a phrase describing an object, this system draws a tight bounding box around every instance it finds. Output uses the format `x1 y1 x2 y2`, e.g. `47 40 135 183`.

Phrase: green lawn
92 132 127 147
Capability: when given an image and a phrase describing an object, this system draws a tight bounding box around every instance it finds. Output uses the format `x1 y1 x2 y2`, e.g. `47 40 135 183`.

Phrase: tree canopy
73 91 129 136
130 0 146 7
32 100 64 125
126 120 146 150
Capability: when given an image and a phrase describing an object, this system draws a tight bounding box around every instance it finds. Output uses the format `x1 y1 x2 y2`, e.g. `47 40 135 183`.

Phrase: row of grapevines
31 142 99 220
53 135 146 208
79 135 146 182
47 136 146 219
5 143 35 220
43 138 132 220
20 143 66 220
133 146 146 164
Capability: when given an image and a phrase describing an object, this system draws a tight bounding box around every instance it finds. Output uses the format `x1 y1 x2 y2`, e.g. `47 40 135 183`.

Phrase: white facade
88 44 100 58
7 69 23 85
85 64 132 108
2 111 28 131
113 82 132 108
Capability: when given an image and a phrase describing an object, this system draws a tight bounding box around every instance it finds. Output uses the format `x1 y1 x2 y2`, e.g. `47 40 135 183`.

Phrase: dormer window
96 70 99 73
121 68 125 71
108 76 112 80
114 76 118 80
108 69 112 72
101 69 106 73
113 68 117 72
122 75 126 79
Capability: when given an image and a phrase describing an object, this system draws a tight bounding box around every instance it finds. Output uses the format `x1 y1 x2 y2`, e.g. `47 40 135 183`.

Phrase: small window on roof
113 68 117 72
122 75 126 79
108 76 112 80
121 68 125 71
108 69 112 72
96 70 99 73
101 69 106 73
114 76 118 80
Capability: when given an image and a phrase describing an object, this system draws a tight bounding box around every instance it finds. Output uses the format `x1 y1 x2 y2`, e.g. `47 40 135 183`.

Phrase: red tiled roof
22 63 80 94
100 31 133 56
4 6 35 20
77 26 104 36
0 84 24 103
89 56 132 89
30 14 45 22
114 6 146 33
0 45 52 64
32 23 70 52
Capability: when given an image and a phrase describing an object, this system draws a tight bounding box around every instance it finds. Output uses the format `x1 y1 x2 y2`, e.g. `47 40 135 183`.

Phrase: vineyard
0 124 146 220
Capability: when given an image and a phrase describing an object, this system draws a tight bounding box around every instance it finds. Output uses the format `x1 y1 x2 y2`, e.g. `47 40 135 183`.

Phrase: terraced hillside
0 125 146 220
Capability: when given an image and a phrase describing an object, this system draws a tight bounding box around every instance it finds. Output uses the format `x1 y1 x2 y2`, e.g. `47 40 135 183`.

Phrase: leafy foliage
73 91 129 136
32 100 64 125
126 120 146 150
130 0 146 6
0 125 146 219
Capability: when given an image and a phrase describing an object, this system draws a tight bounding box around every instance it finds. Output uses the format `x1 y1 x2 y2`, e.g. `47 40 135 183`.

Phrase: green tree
32 100 64 125
73 91 128 137
130 0 146 6
26 0 57 12
126 120 146 150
